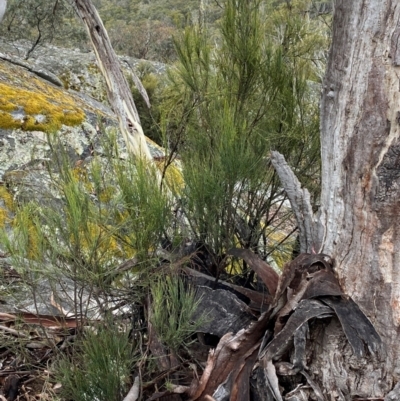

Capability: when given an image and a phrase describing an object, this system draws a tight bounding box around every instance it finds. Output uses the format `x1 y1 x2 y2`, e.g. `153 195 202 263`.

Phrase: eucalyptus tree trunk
313 0 400 398
73 0 153 162
270 1 400 398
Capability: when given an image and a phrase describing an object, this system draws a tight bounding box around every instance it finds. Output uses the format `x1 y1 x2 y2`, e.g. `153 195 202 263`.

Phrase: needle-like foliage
162 0 328 271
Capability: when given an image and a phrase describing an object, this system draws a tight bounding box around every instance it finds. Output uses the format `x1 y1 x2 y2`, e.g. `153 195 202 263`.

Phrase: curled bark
183 252 381 401
122 376 140 401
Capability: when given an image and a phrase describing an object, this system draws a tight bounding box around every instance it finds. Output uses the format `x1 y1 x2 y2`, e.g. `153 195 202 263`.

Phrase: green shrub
150 273 204 351
56 324 135 401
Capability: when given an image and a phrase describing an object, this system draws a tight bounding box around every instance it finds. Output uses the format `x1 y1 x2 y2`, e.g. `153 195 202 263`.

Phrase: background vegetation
0 0 332 62
0 0 333 399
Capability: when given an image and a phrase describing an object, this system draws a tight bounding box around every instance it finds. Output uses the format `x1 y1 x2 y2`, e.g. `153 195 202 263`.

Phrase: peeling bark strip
321 297 382 357
73 0 153 162
227 248 279 297
270 151 319 253
316 0 400 396
184 253 381 401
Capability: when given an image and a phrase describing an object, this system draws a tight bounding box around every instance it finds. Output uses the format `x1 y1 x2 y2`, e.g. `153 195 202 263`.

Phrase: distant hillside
94 0 205 22
0 0 330 63
0 0 222 62
93 0 222 61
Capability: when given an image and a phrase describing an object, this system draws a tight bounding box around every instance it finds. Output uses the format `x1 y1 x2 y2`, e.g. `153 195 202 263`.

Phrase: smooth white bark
0 0 6 23
73 0 153 162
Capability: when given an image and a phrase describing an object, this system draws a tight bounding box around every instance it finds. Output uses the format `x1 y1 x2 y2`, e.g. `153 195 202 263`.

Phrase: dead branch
73 0 153 162
270 150 319 253
122 376 140 401
0 0 6 23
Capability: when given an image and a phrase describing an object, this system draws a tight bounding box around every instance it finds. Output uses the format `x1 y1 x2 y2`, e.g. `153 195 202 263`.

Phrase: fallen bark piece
0 324 29 338
122 376 140 401
260 299 332 361
321 297 382 357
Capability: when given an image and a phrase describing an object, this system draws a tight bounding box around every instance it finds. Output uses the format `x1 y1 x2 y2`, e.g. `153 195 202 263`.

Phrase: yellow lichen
26 221 41 260
155 160 184 194
71 165 94 193
98 186 115 203
0 186 15 211
69 222 129 266
0 186 15 227
0 208 8 227
0 82 85 132
0 111 21 130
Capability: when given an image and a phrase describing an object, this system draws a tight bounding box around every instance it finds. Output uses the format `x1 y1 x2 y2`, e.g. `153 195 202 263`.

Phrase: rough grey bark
73 0 153 162
269 1 400 398
314 0 400 398
270 151 317 254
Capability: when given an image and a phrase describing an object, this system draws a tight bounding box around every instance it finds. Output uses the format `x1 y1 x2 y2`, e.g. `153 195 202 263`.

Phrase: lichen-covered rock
0 38 166 103
0 57 86 132
0 42 166 169
0 41 170 244
0 41 168 317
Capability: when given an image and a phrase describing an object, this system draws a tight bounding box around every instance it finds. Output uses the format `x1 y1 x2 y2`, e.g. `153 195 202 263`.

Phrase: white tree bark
315 0 400 396
0 0 6 23
73 0 153 162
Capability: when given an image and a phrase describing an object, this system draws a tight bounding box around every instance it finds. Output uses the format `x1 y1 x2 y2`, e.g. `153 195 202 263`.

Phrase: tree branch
0 0 6 23
73 0 153 162
122 376 140 401
270 151 319 253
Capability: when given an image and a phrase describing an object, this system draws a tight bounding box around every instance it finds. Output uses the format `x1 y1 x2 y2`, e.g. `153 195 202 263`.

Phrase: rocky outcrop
0 40 166 179
0 41 168 318
0 39 166 101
